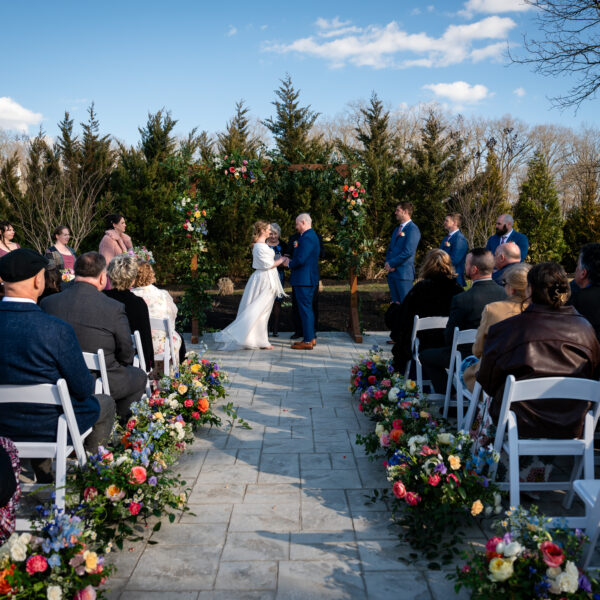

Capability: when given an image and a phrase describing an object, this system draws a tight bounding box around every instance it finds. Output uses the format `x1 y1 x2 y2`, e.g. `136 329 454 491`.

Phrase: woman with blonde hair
390 248 464 372
215 221 286 350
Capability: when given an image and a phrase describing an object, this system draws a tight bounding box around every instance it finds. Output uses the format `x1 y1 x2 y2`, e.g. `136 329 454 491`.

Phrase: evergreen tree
397 111 466 253
217 100 259 157
262 74 326 163
514 150 565 262
563 198 600 270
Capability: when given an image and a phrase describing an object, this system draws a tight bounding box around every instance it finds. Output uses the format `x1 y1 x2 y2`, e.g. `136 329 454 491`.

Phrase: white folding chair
461 380 486 434
404 315 449 398
572 480 600 567
131 330 152 397
442 327 477 423
490 375 600 509
0 379 91 529
150 317 178 376
82 349 110 396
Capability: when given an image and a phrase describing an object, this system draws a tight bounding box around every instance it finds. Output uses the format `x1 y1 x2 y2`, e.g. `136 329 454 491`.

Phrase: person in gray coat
41 252 146 421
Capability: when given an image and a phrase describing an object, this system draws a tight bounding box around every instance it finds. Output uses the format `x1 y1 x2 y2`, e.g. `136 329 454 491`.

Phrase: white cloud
260 24 268 30
264 16 515 69
410 8 421 15
460 0 531 17
227 25 238 37
0 97 43 132
470 41 506 62
423 81 491 104
513 87 526 97
427 5 435 12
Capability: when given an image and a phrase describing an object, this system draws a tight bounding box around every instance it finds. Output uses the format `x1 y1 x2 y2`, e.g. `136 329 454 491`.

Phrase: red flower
129 466 147 484
192 411 200 419
358 403 364 412
355 181 361 187
540 541 564 568
343 184 349 191
405 492 421 506
428 474 441 486
126 418 137 431
368 376 377 384
186 234 192 238
128 502 142 515
389 428 403 443
392 419 403 430
184 399 193 408
373 390 383 399
485 537 503 561
446 473 459 486
83 486 98 501
229 166 236 173
352 190 359 198
25 555 48 575
392 481 406 499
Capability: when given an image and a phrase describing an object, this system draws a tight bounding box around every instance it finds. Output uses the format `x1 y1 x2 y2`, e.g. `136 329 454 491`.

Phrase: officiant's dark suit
289 227 320 344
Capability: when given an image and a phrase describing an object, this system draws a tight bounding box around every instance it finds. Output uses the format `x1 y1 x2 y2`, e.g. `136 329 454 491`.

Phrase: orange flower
389 428 403 443
343 184 349 191
198 397 210 413
0 564 15 595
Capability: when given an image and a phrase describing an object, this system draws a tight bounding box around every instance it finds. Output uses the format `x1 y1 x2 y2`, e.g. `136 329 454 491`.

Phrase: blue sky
1 0 597 145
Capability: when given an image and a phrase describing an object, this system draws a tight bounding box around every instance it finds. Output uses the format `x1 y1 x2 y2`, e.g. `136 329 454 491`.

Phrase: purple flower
152 461 163 473
148 476 158 486
434 463 447 475
503 532 513 544
579 573 592 593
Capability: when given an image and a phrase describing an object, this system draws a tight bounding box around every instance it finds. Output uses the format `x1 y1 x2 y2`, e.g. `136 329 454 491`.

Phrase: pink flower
392 481 406 499
485 537 503 560
229 166 236 173
419 445 438 456
128 502 142 515
184 399 193 408
368 376 377 384
380 434 390 447
358 404 364 412
73 585 97 600
401 401 412 409
381 379 391 388
126 419 137 431
446 473 459 486
373 390 383 400
365 361 373 369
392 419 403 430
242 159 248 165
129 466 147 484
428 474 441 486
405 492 421 506
25 555 48 575
540 541 564 568
192 411 200 419
101 451 113 463
360 392 368 402
461 564 471 573
83 486 98 501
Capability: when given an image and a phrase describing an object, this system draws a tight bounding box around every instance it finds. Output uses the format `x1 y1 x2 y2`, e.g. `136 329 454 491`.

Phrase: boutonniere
445 241 451 247
399 231 405 237
293 241 298 248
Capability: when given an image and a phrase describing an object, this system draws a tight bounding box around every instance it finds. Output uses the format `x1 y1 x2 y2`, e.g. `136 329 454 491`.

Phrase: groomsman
385 201 421 304
440 213 468 286
486 214 528 261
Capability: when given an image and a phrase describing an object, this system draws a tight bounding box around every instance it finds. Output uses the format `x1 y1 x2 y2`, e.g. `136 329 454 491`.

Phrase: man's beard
495 224 508 236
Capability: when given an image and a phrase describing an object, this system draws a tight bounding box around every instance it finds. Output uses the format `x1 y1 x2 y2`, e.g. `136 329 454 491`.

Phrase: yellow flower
83 550 98 573
419 411 430 419
448 455 461 470
194 211 201 218
406 380 417 391
471 500 483 516
153 411 165 421
489 557 514 582
177 384 188 395
190 217 195 222
190 364 201 373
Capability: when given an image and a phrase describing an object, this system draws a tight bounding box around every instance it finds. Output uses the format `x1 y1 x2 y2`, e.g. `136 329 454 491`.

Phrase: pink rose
381 379 391 388
360 392 368 402
229 166 236 173
192 411 200 419
540 541 564 568
126 418 137 431
405 492 421 506
73 585 97 600
486 537 503 560
129 466 147 484
392 481 406 499
373 390 383 400
83 486 98 501
128 502 142 515
428 474 441 486
25 554 48 575
380 434 390 447
101 451 113 463
184 399 193 408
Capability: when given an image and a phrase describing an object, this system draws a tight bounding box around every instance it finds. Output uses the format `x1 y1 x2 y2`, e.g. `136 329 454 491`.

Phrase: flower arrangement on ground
350 346 395 396
452 506 599 597
0 510 113 599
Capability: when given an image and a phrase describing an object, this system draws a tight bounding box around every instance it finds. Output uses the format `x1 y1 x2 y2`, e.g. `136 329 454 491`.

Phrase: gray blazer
41 281 137 393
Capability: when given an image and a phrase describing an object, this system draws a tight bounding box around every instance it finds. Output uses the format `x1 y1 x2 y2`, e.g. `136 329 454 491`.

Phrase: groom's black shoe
290 333 302 339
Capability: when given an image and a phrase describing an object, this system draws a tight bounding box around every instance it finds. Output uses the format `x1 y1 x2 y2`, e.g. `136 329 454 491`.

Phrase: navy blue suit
486 230 529 261
289 228 320 342
386 220 421 302
441 230 468 287
0 301 100 442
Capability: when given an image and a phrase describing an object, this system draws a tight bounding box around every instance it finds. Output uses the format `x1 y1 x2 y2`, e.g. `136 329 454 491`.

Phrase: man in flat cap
0 249 115 482
42 251 146 421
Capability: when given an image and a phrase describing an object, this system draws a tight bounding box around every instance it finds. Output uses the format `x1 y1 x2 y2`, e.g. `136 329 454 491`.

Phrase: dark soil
203 282 391 332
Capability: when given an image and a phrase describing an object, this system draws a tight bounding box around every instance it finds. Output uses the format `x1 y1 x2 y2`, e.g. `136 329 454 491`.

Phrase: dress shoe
291 341 313 350
311 338 317 347
290 333 302 339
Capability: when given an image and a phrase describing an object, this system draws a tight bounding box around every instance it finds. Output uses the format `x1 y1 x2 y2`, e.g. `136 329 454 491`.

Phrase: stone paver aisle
105 332 470 599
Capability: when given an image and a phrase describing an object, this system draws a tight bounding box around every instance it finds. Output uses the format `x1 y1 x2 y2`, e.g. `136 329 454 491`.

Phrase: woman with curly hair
215 221 287 350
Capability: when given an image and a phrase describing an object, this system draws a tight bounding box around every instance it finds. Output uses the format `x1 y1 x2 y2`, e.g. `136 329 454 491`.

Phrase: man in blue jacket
440 212 468 286
385 201 421 303
286 213 320 350
486 214 528 261
0 249 115 482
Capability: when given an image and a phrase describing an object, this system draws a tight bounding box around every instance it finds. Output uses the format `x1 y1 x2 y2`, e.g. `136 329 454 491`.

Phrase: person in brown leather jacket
477 262 600 439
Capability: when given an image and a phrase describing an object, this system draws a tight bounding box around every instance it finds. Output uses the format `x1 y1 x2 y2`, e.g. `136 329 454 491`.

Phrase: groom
285 213 320 350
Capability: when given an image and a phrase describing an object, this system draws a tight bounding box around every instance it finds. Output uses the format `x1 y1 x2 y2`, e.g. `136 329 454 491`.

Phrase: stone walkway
105 332 476 599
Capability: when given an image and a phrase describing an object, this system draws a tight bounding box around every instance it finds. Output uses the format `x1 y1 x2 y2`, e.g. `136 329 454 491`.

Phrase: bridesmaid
45 225 77 273
0 221 20 258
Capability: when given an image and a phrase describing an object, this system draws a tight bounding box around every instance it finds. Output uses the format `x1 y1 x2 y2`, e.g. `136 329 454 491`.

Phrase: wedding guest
569 242 600 342
485 214 528 261
39 262 62 301
390 249 463 373
132 261 186 364
478 262 600 439
104 255 154 371
0 221 20 257
99 213 132 265
41 251 146 421
0 249 115 482
0 437 20 544
440 213 468 286
45 225 77 272
491 242 521 285
267 222 288 337
463 262 531 392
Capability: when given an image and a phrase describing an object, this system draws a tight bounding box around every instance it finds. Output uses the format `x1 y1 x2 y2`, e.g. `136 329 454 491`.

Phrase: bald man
492 242 521 285
486 214 529 261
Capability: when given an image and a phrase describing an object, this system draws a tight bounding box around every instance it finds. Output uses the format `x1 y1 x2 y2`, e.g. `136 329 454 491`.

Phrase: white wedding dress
215 242 285 350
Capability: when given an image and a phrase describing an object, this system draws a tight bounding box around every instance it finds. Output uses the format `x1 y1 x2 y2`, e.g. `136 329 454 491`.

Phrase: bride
215 221 286 350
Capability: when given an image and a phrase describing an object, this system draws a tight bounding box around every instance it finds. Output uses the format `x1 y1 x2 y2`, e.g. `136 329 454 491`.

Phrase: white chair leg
564 456 583 509
443 361 454 419
508 413 520 508
55 419 67 512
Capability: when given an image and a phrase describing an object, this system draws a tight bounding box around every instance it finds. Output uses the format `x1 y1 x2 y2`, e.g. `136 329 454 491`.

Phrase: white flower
496 541 522 557
407 435 427 455
47 585 62 600
10 541 27 562
493 492 502 506
437 433 454 445
375 423 385 437
19 533 31 545
388 388 399 401
114 455 129 467
551 561 579 594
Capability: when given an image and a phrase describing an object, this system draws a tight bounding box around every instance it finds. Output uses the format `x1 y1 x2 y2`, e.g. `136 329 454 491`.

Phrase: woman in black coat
104 254 154 371
390 249 464 373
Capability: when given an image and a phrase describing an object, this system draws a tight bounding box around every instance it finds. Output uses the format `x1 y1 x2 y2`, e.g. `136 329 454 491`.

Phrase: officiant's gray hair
270 223 281 237
297 213 312 226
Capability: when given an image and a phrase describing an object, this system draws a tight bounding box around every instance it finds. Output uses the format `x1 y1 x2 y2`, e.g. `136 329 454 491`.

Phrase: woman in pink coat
99 214 133 264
